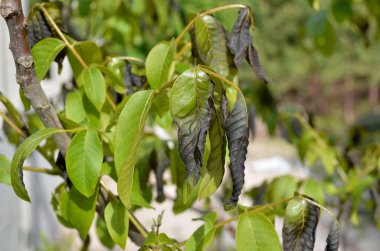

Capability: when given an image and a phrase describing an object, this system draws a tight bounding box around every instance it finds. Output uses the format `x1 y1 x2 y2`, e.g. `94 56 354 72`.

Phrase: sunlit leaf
66 130 103 197
31 38 65 80
191 15 232 78
11 128 59 202
82 65 106 111
104 200 129 249
115 90 154 208
169 67 214 186
67 41 103 83
282 197 320 251
146 41 176 89
236 213 281 251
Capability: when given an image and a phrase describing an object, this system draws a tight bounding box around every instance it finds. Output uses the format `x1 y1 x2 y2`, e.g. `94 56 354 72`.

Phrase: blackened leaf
124 64 146 94
228 8 252 67
169 67 214 185
151 149 169 202
191 15 234 78
282 197 320 251
222 92 249 209
247 44 271 83
198 83 226 199
325 221 340 251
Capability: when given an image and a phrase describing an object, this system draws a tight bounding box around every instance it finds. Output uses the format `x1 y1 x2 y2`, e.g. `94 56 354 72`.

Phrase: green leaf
67 41 103 83
96 65 126 94
282 197 320 251
184 215 217 251
301 179 325 205
82 65 106 111
104 200 129 249
0 154 11 186
198 84 226 200
96 217 115 249
169 67 214 185
306 11 337 56
146 41 176 89
65 91 86 124
67 186 98 239
115 90 155 208
31 38 65 80
11 128 59 202
222 92 249 209
184 226 215 251
236 213 281 251
191 15 232 78
266 175 297 216
66 130 103 197
51 183 73 228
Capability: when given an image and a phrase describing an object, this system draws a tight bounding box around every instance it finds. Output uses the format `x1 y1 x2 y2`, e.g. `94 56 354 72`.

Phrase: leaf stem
198 65 241 93
155 76 178 95
40 6 88 69
128 210 148 238
111 56 145 65
175 4 251 45
0 110 26 137
23 166 60 175
213 196 294 229
300 196 340 227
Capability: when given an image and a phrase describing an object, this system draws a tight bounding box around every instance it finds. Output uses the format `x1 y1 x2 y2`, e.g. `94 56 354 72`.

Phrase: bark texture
0 0 70 155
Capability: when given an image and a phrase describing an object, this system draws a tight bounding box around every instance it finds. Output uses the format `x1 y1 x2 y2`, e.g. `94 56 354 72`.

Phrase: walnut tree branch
0 0 70 156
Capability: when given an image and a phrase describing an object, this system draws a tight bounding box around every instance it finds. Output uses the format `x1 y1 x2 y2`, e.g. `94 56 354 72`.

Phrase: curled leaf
222 91 249 209
325 221 340 251
228 8 252 67
228 8 270 83
282 197 320 251
169 67 214 185
246 44 271 84
198 83 226 199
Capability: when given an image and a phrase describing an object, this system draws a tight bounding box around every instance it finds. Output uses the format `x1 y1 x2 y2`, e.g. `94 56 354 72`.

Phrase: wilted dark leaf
247 45 271 83
150 148 169 202
222 92 249 209
228 8 271 83
169 67 214 185
228 8 252 67
282 197 320 251
198 83 226 199
124 64 146 94
325 221 340 251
